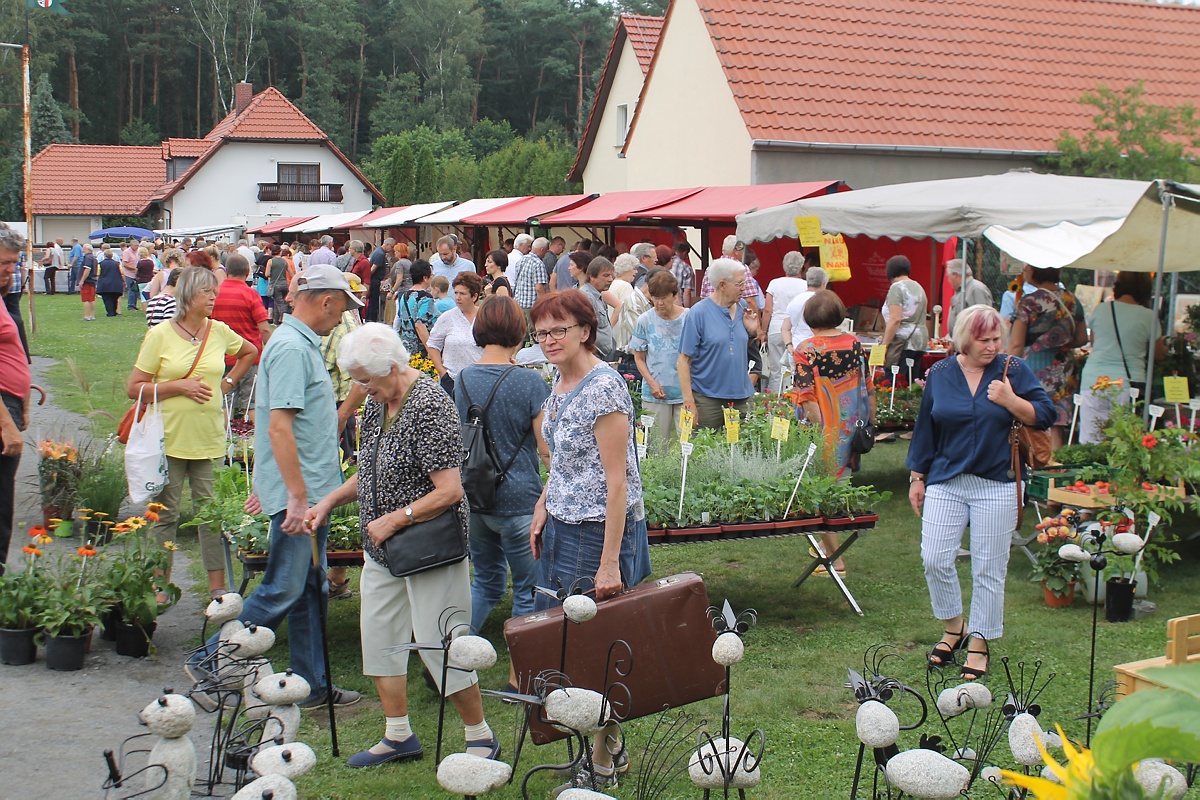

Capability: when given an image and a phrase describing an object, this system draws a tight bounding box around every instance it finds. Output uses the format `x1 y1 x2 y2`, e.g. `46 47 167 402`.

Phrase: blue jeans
67 264 80 293
468 512 537 632
201 511 330 695
533 511 651 612
125 276 140 310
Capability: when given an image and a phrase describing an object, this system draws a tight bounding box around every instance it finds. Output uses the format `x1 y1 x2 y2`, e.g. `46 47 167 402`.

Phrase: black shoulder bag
374 389 469 578
458 366 528 514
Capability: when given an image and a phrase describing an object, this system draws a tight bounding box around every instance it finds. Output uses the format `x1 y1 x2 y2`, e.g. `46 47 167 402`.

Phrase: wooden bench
1113 613 1200 697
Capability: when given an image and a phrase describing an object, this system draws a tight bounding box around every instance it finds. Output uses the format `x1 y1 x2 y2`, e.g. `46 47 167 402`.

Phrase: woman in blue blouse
907 305 1055 681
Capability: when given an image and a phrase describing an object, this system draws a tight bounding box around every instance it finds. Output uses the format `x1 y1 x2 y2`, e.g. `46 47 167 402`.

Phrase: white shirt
785 289 818 347
237 245 255 264
766 276 807 336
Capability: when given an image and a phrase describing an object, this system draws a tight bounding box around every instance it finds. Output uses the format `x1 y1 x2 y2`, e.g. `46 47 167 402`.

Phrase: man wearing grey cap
190 263 365 709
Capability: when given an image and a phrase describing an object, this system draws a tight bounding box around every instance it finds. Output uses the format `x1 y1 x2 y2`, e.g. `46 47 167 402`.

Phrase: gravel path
0 357 227 797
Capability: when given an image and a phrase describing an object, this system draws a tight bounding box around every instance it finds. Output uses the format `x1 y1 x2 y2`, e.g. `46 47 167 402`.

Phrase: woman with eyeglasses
527 290 651 794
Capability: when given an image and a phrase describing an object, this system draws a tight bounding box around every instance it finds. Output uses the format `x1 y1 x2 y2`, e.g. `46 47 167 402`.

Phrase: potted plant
37 547 113 670
77 444 129 545
1030 512 1082 606
104 515 180 657
37 439 81 531
0 532 52 665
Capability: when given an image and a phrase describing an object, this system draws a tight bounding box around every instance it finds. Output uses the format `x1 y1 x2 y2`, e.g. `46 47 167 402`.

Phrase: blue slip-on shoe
465 737 502 760
347 735 424 768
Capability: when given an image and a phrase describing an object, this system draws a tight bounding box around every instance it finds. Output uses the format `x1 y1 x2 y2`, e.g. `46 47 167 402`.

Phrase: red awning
537 188 703 225
626 181 846 225
461 194 598 226
249 216 315 235
332 206 414 229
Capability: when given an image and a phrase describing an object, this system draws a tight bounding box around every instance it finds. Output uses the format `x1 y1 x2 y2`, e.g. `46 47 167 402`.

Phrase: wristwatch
222 377 234 387
909 474 925 484
403 506 414 524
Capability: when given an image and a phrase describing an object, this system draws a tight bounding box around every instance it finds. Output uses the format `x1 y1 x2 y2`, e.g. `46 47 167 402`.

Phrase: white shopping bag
125 384 168 504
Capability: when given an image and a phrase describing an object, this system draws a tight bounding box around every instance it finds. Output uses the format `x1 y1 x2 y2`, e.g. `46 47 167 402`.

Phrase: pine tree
31 73 75 155
383 141 415 206
412 145 439 203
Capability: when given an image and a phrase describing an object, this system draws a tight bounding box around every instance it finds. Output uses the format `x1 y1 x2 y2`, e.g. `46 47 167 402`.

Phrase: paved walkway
0 358 223 796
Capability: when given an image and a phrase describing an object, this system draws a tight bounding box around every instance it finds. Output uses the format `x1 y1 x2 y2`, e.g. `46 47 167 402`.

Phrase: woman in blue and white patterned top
529 289 650 793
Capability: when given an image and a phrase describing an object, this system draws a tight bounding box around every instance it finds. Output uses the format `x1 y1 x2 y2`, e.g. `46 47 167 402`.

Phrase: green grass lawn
25 294 1200 798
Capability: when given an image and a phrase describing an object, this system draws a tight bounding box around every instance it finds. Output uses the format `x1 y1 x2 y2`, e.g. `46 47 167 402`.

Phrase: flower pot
1042 581 1076 608
113 620 157 658
84 519 114 546
44 631 88 671
1083 570 1148 604
719 522 774 540
773 516 824 533
0 627 38 665
41 505 75 534
1105 577 1136 623
100 607 121 641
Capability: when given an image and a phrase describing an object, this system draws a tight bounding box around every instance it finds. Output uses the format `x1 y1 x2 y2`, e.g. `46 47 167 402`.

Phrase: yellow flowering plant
102 513 180 626
36 439 81 510
409 352 439 379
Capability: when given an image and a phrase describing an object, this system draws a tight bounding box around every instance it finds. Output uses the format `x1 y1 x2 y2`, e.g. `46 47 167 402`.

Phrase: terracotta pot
1042 581 1076 608
42 505 75 533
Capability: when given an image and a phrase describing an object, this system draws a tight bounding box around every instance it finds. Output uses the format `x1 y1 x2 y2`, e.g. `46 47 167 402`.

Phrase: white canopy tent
735 170 1149 243
359 201 457 229
284 211 372 234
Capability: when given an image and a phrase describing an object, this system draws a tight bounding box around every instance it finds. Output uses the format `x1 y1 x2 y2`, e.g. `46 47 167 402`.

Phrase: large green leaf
1138 662 1200 700
1092 687 1200 775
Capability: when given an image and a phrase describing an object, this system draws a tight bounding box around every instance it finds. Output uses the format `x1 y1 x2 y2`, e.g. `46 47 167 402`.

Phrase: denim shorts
534 510 651 611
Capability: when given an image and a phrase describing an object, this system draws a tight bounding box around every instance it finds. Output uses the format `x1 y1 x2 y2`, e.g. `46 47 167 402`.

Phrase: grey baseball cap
296 263 365 307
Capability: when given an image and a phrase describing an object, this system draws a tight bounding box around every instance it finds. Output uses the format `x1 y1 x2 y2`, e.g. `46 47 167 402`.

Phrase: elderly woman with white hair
907 304 1054 682
762 251 809 392
781 266 830 357
678 257 759 429
610 252 651 374
307 322 499 768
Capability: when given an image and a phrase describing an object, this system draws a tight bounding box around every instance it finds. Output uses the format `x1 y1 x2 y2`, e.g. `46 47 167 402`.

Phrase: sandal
814 564 848 578
328 578 353 600
928 627 968 668
960 639 990 681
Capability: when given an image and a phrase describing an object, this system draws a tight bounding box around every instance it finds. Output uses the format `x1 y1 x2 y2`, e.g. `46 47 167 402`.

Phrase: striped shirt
145 294 177 328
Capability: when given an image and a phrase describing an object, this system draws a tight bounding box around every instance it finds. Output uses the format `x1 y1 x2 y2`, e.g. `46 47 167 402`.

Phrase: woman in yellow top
126 266 257 599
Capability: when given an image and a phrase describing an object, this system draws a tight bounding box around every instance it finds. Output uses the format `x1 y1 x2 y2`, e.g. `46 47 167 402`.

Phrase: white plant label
905 357 915 386
1148 404 1165 430
678 442 694 519
640 414 655 430
889 365 899 410
1074 394 1083 406
1190 399 1200 411
681 442 694 457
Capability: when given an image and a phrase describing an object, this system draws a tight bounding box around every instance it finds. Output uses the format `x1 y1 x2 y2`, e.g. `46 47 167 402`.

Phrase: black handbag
381 507 468 578
850 356 875 455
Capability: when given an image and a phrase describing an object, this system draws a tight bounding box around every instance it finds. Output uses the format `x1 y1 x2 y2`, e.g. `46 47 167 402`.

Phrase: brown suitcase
504 571 726 744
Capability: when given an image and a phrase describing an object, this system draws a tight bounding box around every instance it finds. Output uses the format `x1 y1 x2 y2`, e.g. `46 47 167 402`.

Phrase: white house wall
165 141 374 229
581 37 647 194
621 0 752 189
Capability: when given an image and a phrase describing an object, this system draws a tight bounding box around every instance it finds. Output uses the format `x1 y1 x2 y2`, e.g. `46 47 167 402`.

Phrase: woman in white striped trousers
907 305 1055 681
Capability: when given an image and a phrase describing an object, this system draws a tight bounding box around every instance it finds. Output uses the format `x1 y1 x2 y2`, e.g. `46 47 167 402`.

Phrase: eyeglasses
531 324 578 343
350 376 374 387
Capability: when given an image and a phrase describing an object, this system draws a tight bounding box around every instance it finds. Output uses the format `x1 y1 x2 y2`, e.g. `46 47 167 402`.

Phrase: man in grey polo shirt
189 264 365 710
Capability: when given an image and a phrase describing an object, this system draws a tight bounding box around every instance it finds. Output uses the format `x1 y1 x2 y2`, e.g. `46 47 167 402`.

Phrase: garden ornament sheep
244 669 311 744
138 692 197 800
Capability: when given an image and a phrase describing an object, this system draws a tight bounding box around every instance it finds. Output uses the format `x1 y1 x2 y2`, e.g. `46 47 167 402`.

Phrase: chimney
234 82 253 116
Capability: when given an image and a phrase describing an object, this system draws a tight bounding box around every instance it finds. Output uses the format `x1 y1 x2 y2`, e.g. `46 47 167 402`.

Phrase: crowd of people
0 221 1166 790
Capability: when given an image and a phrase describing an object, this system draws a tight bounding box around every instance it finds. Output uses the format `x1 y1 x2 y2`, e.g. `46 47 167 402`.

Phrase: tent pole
1167 272 1180 336
1142 186 1172 426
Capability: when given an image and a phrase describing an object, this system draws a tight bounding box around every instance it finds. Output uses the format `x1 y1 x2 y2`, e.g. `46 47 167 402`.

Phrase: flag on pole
27 0 72 15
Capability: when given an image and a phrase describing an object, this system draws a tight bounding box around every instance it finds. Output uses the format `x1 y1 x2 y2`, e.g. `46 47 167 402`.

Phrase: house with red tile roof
572 0 1200 193
568 14 665 193
30 83 383 242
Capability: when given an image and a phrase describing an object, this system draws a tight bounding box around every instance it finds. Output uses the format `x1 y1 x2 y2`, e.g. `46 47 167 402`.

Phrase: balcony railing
257 183 344 202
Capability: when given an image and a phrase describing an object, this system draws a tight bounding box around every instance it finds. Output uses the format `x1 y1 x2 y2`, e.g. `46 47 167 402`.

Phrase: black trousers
0 393 23 575
43 267 57 294
100 292 121 317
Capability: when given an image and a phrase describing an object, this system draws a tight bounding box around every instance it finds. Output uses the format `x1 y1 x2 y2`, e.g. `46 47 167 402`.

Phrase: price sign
793 215 823 247
636 443 647 459
680 442 694 456
723 407 740 428
725 421 740 444
890 365 900 376
679 408 694 443
868 345 886 367
1190 399 1200 411
635 427 646 445
1163 377 1190 404
1148 404 1165 419
640 414 656 430
771 416 791 441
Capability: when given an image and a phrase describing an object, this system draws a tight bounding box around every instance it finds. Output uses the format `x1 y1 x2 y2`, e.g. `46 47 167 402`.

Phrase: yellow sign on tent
821 233 851 281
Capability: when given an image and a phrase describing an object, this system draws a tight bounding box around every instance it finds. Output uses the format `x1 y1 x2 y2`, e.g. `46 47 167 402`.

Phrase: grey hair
612 252 638 277
532 237 549 251
951 304 1007 352
630 242 654 261
102 248 114 259
174 266 220 316
946 258 972 278
349 239 364 254
513 233 534 249
320 235 334 246
337 322 410 378
383 237 395 246
707 257 743 286
806 266 829 288
782 251 804 276
0 223 26 252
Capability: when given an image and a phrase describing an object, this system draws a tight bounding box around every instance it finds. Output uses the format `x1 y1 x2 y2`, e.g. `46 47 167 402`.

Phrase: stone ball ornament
436 752 513 795
884 747 970 799
139 693 196 740
557 790 618 800
1135 759 1189 800
447 635 498 671
544 687 611 735
250 741 316 781
230 773 297 800
935 682 993 718
688 736 762 790
1112 532 1146 555
205 592 244 624
711 631 745 666
1057 543 1090 563
229 624 276 658
253 670 311 705
563 593 598 623
1008 712 1047 766
855 700 899 748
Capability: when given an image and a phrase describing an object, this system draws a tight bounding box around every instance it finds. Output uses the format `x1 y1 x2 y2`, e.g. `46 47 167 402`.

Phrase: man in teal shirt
190 264 365 709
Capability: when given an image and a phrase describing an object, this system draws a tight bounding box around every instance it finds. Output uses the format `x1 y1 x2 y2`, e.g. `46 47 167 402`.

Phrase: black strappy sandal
960 639 990 681
928 627 968 668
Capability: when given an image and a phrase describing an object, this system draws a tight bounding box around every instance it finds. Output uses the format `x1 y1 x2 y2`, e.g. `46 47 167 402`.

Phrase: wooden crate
1114 614 1200 697
1046 479 1185 509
